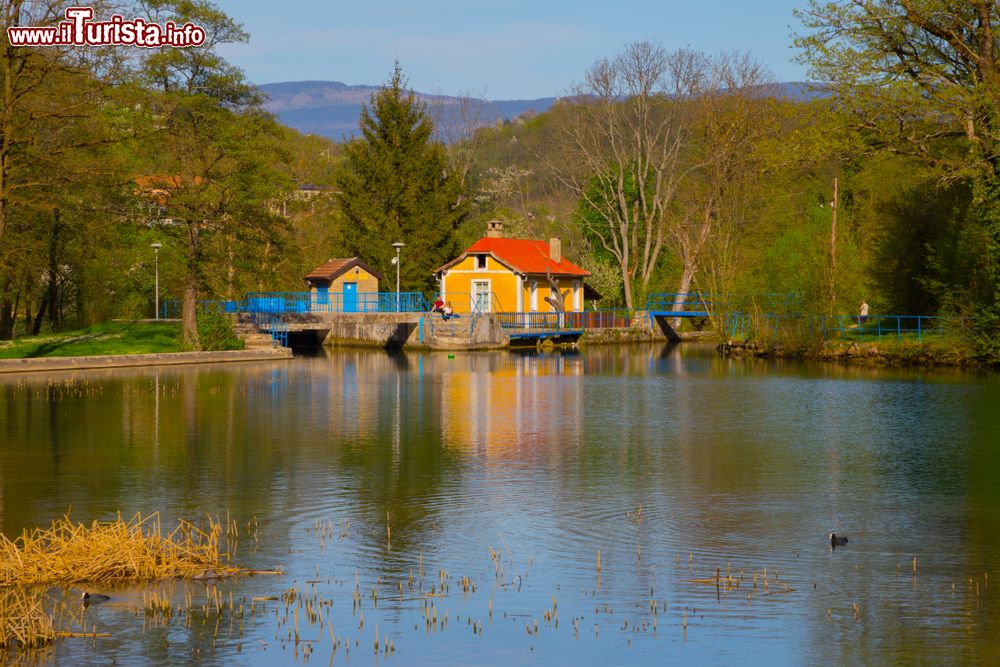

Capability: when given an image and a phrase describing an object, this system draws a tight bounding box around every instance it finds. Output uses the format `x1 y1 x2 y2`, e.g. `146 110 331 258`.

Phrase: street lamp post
392 242 405 311
151 242 162 319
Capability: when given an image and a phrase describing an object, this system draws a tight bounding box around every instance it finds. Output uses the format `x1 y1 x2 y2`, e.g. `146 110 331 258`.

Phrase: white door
473 281 491 312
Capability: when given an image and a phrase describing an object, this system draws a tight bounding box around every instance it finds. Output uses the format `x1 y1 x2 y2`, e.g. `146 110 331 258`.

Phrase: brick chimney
549 237 561 264
486 220 504 238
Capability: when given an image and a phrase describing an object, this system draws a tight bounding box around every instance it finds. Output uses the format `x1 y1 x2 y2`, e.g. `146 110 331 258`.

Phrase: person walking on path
859 300 869 326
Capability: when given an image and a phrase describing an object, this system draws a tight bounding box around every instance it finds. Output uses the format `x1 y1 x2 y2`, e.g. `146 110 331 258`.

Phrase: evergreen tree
335 63 466 293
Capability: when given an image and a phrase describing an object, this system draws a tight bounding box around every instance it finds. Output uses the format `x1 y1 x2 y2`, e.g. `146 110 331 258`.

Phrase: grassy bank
0 322 181 359
722 335 987 367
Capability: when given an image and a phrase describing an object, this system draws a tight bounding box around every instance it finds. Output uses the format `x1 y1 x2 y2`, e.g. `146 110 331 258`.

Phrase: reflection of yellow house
433 221 590 313
438 353 584 456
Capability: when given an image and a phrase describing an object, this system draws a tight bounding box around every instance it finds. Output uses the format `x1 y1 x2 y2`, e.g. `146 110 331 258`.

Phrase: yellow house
304 257 383 312
434 222 590 313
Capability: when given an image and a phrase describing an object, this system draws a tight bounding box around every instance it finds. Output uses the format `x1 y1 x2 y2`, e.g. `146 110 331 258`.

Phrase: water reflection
0 346 998 665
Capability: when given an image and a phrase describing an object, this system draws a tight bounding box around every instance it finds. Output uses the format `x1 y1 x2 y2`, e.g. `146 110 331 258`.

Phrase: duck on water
82 591 111 606
829 533 848 547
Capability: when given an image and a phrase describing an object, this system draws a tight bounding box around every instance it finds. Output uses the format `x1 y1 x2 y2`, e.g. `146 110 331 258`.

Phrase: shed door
343 282 357 313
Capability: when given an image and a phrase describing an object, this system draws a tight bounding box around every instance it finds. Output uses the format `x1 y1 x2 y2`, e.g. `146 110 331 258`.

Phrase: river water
1 344 998 665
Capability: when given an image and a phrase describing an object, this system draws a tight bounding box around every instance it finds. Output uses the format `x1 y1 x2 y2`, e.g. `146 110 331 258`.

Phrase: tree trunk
0 27 13 256
543 269 568 313
621 265 634 310
0 281 15 340
671 265 696 331
226 243 236 300
829 177 838 316
0 300 12 340
47 209 63 328
182 221 200 349
32 294 48 335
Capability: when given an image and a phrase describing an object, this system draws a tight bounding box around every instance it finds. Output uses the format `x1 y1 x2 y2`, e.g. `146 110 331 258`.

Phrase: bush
196 307 244 351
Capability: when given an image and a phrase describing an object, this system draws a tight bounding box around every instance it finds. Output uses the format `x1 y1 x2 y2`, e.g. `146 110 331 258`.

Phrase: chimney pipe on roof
486 220 504 238
549 237 561 264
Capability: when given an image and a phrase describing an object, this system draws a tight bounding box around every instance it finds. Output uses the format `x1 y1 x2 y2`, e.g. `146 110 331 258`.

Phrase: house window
473 280 491 312
475 254 487 270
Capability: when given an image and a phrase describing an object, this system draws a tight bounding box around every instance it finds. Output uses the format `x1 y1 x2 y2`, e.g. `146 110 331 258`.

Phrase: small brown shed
304 258 384 312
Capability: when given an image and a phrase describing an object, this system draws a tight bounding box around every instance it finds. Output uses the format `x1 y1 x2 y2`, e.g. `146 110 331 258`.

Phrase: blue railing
728 312 968 341
645 292 801 316
243 291 428 314
496 312 579 332
819 315 968 341
645 292 715 315
161 293 429 318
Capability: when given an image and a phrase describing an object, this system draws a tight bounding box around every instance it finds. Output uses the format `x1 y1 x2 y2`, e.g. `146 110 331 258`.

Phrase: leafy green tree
335 63 466 293
0 1 130 337
139 0 291 348
795 1 1000 348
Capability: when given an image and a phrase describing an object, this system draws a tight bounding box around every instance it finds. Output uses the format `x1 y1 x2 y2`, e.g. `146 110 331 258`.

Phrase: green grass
0 322 182 359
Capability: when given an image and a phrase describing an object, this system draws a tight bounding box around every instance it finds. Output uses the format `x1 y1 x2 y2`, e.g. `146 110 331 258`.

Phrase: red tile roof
437 238 590 277
134 175 205 206
305 257 384 282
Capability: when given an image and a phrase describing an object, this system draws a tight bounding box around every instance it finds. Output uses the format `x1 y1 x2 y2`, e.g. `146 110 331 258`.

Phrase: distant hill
258 80 557 140
771 81 830 102
258 80 828 140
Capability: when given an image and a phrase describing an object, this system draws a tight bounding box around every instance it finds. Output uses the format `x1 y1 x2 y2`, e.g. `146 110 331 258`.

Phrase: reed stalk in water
0 512 264 586
0 587 55 650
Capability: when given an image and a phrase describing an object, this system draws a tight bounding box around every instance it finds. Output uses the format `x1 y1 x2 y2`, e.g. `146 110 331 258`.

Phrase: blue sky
213 1 811 99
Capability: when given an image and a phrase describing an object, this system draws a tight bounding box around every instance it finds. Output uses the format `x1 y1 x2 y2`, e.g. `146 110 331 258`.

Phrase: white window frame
474 254 488 271
472 279 492 312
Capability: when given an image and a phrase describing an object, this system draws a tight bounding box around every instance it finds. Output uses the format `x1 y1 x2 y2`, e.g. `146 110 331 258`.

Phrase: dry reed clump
0 587 55 650
0 512 244 587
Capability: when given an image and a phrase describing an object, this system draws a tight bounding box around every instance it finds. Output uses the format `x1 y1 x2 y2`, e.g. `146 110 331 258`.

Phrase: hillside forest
2 1 999 353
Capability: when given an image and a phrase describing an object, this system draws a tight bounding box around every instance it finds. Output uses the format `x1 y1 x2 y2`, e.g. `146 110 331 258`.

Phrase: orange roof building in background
434 221 590 313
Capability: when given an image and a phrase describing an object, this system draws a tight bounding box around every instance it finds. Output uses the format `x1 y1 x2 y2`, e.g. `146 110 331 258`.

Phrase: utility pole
830 177 838 316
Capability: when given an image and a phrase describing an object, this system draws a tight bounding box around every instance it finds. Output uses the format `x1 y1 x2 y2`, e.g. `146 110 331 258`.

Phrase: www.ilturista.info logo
6 7 206 48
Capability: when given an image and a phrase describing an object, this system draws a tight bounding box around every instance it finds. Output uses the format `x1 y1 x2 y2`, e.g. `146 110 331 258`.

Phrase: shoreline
720 339 991 368
0 347 292 374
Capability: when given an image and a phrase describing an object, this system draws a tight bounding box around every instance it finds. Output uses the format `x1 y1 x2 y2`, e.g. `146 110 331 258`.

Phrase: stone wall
0 348 292 374
316 313 425 347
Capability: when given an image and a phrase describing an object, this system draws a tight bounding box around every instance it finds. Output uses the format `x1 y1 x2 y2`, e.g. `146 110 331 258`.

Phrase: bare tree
547 42 704 309
669 52 777 325
429 90 491 206
542 268 569 313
